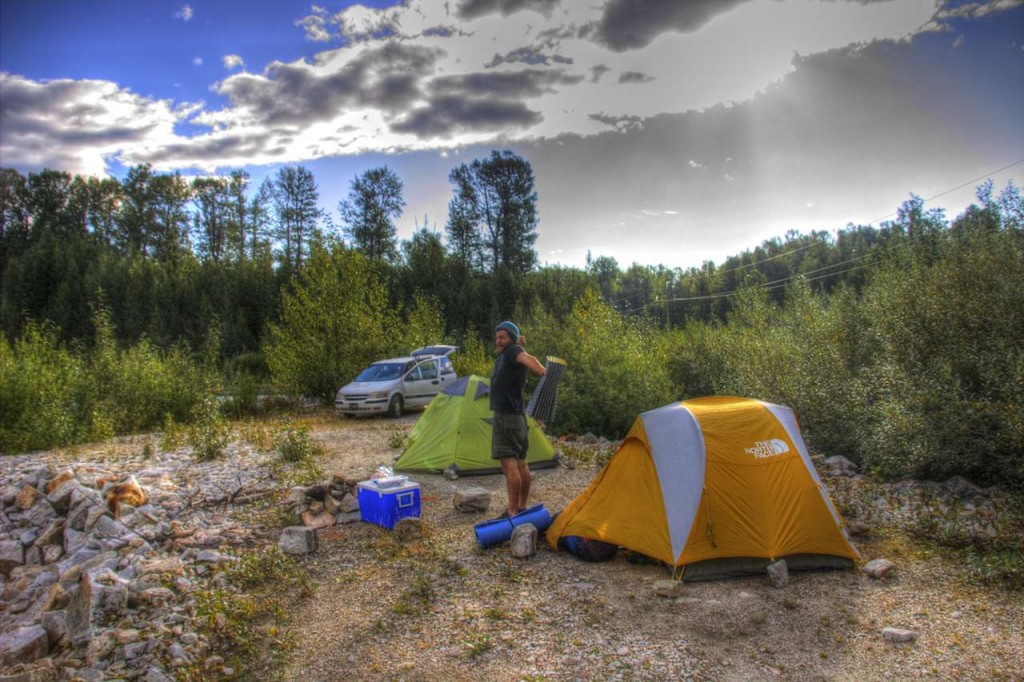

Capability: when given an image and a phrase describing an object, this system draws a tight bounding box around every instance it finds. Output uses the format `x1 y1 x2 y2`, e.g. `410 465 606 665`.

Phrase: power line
664 159 1024 304
863 158 1024 226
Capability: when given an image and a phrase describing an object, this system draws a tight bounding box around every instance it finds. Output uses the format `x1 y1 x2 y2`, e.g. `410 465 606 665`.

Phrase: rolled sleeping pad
474 517 514 547
474 504 552 547
509 504 552 532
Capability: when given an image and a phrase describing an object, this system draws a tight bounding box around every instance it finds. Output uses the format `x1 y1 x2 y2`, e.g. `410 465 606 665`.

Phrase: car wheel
387 394 404 418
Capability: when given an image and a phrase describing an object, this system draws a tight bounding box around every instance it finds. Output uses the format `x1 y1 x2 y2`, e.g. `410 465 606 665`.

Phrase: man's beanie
495 320 520 342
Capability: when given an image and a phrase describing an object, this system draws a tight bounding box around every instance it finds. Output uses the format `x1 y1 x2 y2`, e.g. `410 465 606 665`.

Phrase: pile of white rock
0 445 277 681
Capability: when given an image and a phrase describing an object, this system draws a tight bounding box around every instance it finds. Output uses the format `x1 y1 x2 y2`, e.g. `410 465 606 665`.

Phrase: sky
1 0 1022 270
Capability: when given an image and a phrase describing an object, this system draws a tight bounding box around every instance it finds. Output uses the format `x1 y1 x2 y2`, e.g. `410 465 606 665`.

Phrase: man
490 320 546 518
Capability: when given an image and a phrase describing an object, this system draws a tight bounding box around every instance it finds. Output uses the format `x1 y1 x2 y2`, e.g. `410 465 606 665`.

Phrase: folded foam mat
527 356 566 424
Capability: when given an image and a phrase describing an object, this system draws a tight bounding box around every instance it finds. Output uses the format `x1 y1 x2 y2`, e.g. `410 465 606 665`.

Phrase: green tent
394 375 558 475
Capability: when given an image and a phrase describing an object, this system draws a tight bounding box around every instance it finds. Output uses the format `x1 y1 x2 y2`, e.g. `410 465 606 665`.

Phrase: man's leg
517 459 531 510
500 457 522 515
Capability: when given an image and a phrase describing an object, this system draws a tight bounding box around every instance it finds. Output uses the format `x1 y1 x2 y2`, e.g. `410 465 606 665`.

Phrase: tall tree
270 166 321 273
149 173 192 263
400 225 447 304
0 169 30 270
192 176 230 263
25 170 73 237
225 170 252 260
117 164 157 257
339 166 404 263
445 150 539 277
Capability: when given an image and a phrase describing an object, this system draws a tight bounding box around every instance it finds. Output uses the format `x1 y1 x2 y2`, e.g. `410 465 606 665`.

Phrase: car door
437 355 456 391
403 360 440 408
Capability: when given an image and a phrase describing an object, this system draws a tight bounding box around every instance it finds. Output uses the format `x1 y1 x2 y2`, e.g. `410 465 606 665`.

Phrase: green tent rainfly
394 375 557 475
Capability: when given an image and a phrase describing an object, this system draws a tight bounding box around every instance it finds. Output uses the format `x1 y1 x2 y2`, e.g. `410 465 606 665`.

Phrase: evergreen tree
445 150 539 277
192 176 231 263
339 166 404 263
270 166 321 274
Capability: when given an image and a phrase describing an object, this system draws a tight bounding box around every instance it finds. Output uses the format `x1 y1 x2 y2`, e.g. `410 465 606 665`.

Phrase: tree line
1 157 1022 489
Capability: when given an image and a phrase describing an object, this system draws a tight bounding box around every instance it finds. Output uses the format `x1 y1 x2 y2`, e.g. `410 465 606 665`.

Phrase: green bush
264 244 401 403
0 323 84 453
273 422 323 463
189 395 231 461
529 290 677 438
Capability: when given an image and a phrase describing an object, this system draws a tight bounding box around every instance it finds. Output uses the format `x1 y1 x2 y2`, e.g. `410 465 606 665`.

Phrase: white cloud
175 4 193 21
296 6 331 42
193 57 203 66
0 73 180 176
2 0 1019 183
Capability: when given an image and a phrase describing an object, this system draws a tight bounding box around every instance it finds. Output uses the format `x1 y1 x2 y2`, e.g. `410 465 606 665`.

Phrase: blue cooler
357 479 421 529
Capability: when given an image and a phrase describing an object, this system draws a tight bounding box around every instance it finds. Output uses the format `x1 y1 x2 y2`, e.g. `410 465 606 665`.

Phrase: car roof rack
411 345 458 358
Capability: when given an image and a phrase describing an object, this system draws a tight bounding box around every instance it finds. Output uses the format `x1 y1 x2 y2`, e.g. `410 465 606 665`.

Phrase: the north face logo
744 439 790 459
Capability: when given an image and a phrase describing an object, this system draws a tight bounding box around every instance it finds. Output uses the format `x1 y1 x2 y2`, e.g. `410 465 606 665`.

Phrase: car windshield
355 363 406 382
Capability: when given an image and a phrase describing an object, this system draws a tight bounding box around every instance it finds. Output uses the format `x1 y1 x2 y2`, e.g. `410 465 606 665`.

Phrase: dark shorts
492 412 529 460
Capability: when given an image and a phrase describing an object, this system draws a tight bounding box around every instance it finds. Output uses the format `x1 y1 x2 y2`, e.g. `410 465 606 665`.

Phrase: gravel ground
272 415 1024 682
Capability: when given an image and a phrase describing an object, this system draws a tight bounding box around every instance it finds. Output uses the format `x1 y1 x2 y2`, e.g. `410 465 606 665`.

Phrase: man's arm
516 349 547 377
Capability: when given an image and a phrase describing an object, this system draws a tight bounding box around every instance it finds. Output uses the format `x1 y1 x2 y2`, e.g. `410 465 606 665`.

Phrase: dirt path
273 416 1024 681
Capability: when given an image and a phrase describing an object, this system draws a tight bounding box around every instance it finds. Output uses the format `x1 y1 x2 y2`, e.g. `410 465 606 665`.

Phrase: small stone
45 470 75 494
14 485 40 510
41 609 67 644
0 540 24 576
338 493 360 513
195 550 235 564
335 511 362 524
881 627 918 643
300 509 336 529
452 487 491 513
392 517 424 543
864 558 896 579
443 466 459 481
510 523 538 559
139 556 184 576
653 580 683 598
823 455 858 476
767 559 789 588
845 519 871 536
278 527 318 555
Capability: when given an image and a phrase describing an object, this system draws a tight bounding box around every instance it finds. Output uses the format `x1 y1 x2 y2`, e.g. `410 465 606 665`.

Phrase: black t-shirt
490 344 526 414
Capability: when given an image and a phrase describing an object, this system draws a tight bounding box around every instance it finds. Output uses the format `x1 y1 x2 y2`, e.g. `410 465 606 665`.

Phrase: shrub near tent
394 375 556 475
547 397 859 580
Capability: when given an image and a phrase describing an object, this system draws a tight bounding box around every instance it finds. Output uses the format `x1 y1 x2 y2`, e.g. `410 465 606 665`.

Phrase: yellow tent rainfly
547 396 860 580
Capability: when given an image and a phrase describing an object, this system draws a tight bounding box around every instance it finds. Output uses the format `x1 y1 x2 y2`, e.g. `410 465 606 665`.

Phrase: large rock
0 625 50 668
278 527 318 555
64 574 94 648
510 523 537 559
863 558 897 579
452 487 491 513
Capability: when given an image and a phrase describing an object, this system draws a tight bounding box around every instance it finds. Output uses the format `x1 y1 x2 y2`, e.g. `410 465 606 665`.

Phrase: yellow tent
547 397 859 580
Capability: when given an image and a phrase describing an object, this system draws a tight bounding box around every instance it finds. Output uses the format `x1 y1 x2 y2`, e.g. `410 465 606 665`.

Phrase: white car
335 346 457 417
